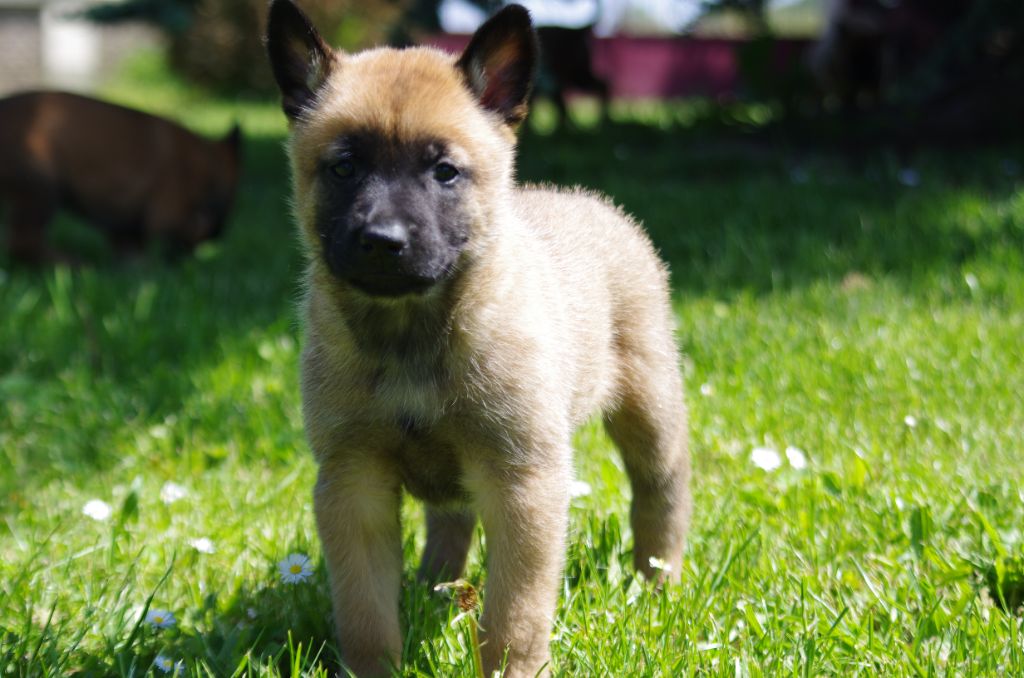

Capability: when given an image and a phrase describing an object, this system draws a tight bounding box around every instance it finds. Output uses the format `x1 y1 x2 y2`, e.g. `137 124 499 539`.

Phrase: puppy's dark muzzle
335 222 436 297
358 221 408 258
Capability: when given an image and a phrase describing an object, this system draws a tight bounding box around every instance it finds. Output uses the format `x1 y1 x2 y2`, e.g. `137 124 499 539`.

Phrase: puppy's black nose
358 222 408 256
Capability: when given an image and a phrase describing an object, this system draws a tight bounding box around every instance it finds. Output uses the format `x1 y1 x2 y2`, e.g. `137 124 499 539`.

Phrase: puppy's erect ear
265 0 333 121
457 4 537 127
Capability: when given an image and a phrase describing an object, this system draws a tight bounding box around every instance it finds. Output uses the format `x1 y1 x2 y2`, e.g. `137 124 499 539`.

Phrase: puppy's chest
371 367 446 424
392 418 466 505
371 367 467 505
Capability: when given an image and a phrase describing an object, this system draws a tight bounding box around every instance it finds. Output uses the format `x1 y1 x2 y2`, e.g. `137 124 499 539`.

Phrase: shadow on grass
3 573 337 675
517 121 1024 297
81 568 454 676
0 132 304 493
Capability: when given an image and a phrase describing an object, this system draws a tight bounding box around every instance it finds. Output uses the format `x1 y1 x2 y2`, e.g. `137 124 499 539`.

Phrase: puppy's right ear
265 0 333 121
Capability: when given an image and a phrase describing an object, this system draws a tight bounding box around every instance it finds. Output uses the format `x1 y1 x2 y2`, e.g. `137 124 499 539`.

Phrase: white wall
40 0 101 90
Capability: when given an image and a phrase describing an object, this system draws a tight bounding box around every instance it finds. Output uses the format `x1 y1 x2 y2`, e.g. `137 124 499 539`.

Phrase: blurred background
2 0 1022 140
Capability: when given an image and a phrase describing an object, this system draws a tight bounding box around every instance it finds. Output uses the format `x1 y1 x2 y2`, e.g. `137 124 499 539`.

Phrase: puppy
0 91 240 262
265 2 691 676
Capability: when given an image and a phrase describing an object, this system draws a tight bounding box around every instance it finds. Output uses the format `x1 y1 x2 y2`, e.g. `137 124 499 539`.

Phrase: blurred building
0 0 159 95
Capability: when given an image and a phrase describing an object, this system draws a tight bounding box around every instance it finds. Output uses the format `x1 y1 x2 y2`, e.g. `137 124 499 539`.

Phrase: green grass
2 61 1024 675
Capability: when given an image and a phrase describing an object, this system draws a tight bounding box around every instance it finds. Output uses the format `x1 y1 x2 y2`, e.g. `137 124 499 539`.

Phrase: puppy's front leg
314 456 402 678
468 457 571 678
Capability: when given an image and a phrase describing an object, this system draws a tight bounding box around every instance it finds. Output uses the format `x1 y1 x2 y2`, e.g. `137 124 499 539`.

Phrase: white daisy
785 446 808 470
647 556 673 573
154 654 184 673
750 446 781 471
146 608 176 629
82 499 112 521
569 480 592 498
699 383 714 397
904 415 918 428
278 553 313 584
189 537 215 554
160 482 188 504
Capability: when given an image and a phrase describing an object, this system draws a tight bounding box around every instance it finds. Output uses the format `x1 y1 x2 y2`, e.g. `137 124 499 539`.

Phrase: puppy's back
511 185 678 423
514 185 672 314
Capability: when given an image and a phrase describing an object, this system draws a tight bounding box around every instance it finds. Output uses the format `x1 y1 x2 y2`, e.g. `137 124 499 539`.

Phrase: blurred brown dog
0 91 241 262
266 2 691 676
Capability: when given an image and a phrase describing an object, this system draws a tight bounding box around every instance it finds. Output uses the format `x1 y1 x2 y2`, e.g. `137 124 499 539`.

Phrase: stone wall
0 7 44 94
0 1 161 96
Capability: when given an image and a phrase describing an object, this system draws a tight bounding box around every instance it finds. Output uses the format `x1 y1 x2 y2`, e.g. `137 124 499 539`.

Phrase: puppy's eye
331 159 355 179
433 162 459 184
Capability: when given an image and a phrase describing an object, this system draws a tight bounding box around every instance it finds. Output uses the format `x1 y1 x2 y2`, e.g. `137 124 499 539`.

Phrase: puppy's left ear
457 4 537 127
265 0 334 121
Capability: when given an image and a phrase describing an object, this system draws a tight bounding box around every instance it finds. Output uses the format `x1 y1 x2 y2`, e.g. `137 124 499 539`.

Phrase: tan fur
289 42 690 678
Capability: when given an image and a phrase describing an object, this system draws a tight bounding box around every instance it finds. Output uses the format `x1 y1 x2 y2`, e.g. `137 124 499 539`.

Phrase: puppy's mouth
347 272 438 298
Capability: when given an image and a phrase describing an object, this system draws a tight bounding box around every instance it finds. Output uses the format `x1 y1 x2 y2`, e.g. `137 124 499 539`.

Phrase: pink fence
424 35 812 99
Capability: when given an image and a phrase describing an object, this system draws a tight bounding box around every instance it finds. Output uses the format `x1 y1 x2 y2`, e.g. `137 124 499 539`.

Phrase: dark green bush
87 0 408 93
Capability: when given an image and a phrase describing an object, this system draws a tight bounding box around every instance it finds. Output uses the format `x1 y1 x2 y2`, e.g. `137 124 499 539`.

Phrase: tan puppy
265 2 691 676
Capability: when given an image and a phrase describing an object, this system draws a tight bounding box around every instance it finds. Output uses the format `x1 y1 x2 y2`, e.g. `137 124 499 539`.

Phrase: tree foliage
86 0 407 92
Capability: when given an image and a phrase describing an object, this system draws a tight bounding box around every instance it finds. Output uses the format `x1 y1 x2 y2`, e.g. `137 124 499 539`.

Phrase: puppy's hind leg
418 506 476 582
604 357 691 581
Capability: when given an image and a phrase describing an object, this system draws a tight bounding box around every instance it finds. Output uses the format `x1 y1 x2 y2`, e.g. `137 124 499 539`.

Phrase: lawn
2 59 1024 676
